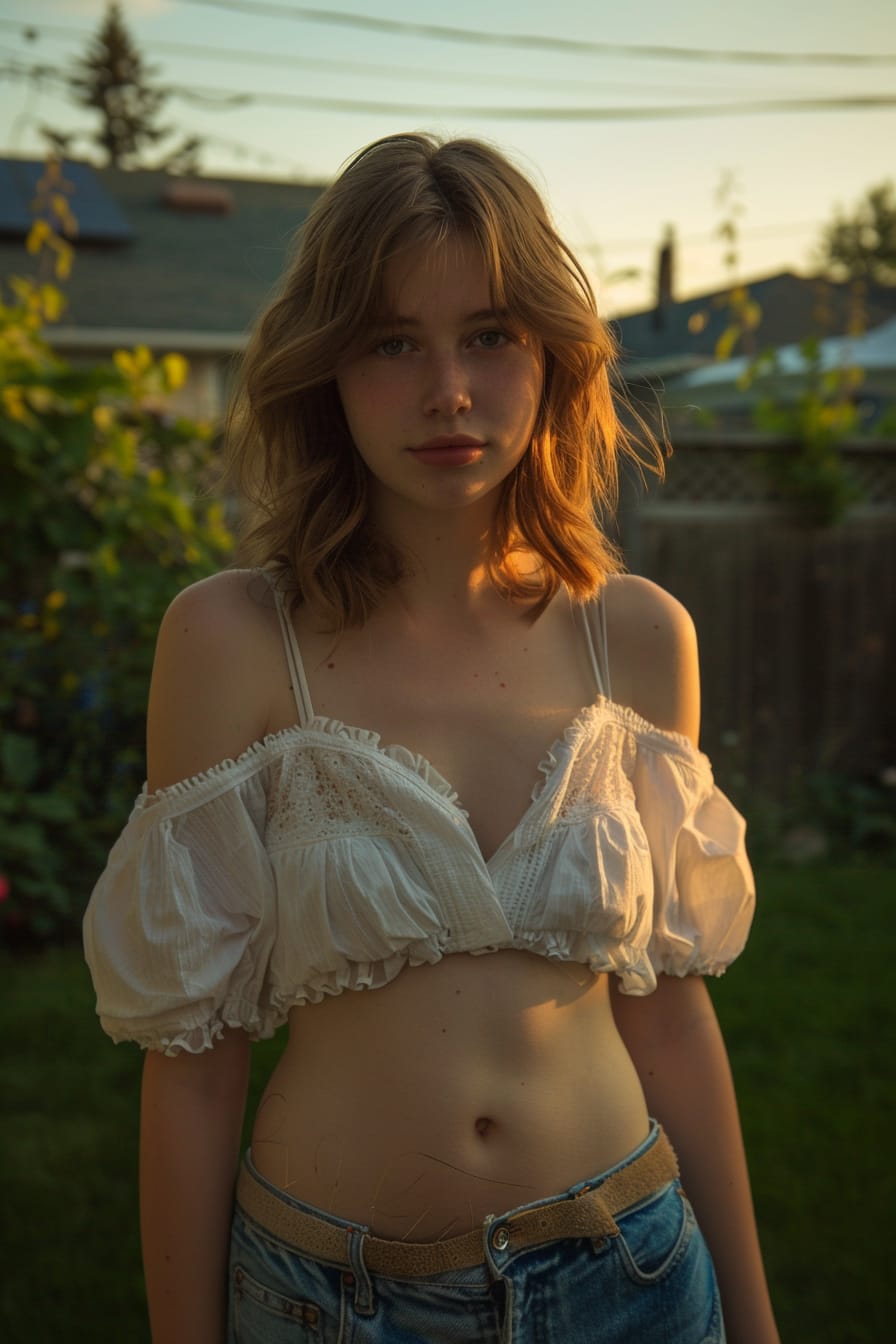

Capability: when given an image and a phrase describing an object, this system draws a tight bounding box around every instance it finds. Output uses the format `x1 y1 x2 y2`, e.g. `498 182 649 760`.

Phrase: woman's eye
473 329 509 349
375 336 410 357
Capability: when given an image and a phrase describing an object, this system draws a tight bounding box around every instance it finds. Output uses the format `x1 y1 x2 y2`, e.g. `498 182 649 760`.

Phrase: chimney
651 226 675 330
161 181 234 215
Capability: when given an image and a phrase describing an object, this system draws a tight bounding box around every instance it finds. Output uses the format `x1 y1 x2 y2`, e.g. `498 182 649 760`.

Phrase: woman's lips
409 435 485 466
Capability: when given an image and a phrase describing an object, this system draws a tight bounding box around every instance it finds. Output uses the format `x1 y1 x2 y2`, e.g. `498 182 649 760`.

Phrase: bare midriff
250 948 649 1241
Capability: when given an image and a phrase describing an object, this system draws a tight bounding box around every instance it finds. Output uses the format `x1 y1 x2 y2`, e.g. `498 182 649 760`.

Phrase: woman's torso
248 574 650 1238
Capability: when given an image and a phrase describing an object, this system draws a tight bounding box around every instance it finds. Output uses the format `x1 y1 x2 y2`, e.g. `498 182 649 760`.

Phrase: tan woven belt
235 1129 679 1278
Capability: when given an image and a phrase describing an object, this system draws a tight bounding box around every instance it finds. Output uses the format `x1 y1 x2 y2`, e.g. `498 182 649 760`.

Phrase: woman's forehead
376 233 496 318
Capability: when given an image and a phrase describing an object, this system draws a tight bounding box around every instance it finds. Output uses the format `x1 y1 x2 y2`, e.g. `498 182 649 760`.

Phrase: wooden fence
617 434 896 796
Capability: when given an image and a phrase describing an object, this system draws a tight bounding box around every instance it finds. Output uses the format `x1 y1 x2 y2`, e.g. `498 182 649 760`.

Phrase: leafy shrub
751 338 865 527
0 279 233 940
739 769 896 868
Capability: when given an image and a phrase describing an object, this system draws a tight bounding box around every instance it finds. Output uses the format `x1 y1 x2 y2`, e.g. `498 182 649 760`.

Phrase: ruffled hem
269 936 451 1015
98 994 273 1057
95 919 751 1054
649 955 732 982
138 723 309 808
508 927 658 995
99 931 666 1053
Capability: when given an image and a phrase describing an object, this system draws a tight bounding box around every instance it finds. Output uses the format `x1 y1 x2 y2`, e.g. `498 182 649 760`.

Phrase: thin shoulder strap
579 597 612 701
258 570 315 726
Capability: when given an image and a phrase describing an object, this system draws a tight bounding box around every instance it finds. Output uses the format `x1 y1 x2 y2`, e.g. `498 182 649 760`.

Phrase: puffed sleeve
83 762 278 1054
629 731 755 984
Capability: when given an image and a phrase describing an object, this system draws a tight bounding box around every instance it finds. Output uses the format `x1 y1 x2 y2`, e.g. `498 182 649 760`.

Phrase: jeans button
492 1227 510 1251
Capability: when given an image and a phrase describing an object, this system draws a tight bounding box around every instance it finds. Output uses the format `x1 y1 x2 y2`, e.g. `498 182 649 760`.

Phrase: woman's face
335 233 543 527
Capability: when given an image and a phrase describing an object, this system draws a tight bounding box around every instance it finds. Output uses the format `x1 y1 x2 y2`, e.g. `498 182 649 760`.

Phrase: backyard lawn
1 865 892 1342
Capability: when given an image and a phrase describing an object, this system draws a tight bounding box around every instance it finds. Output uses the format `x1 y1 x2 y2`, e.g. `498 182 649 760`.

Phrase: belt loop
346 1227 376 1316
483 1219 514 1344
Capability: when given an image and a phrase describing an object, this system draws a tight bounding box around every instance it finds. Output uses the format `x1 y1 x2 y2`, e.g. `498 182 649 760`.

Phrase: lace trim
137 696 708 815
306 716 466 814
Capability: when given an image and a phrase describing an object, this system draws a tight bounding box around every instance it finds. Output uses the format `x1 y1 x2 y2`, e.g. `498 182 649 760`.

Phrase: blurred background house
0 157 324 419
614 232 896 432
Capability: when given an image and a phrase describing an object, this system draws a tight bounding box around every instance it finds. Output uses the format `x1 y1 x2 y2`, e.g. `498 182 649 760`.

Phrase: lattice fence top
655 438 896 505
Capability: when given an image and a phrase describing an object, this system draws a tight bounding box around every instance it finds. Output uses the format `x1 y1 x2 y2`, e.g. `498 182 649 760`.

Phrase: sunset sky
1 0 894 315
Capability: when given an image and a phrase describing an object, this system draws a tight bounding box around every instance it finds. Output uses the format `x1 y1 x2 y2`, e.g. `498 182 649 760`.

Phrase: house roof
680 315 896 388
613 270 896 380
0 158 324 346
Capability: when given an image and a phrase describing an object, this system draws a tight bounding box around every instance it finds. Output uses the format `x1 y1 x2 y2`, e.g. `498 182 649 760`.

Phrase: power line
178 0 896 66
3 58 893 122
0 18 834 99
159 86 896 122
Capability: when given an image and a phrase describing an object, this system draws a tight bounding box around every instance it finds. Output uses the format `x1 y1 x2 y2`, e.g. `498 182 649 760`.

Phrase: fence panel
620 437 896 794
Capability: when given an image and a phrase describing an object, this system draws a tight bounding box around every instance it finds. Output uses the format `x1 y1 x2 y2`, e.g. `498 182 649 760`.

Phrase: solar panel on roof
0 159 132 244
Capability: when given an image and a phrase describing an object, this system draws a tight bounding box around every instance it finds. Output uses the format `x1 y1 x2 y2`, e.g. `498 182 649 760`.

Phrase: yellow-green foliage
0 277 233 939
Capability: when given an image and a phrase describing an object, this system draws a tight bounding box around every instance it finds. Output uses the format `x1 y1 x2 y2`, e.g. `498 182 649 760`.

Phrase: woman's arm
140 1031 250 1344
605 576 778 1340
611 975 779 1344
139 572 276 1340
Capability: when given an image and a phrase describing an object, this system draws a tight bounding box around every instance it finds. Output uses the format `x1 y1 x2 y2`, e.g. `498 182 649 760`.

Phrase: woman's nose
422 354 472 416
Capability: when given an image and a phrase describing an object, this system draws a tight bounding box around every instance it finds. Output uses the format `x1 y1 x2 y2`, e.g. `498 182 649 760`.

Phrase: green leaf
3 820 45 855
0 732 40 789
24 792 79 823
715 326 741 361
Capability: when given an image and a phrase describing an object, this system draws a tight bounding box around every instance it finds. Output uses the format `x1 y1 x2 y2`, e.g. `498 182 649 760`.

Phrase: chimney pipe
652 226 675 330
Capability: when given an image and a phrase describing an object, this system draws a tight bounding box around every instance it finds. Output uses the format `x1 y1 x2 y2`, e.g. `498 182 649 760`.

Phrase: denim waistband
235 1120 677 1279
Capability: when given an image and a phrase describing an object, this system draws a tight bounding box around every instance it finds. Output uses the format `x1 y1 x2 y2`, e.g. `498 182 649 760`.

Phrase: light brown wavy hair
223 131 664 628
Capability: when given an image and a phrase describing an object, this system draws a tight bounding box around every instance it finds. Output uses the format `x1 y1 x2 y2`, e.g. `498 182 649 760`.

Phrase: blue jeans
227 1122 725 1343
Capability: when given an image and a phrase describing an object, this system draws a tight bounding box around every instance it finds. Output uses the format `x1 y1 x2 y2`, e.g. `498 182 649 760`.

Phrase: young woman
84 133 779 1343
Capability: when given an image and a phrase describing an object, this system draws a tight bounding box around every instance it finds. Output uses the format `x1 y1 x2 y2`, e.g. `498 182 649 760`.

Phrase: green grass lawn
1 866 893 1342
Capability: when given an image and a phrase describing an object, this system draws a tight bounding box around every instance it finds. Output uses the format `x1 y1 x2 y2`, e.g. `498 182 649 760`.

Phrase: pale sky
1 0 894 315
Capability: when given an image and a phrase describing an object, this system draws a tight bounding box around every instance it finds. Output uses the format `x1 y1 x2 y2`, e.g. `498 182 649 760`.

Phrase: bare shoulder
147 569 284 791
601 574 700 745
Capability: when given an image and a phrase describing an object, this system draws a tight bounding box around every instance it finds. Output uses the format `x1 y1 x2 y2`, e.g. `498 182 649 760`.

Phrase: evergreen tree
816 182 896 287
42 2 199 171
73 2 168 167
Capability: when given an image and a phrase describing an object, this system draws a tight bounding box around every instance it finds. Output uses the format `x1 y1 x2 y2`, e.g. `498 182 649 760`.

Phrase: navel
474 1115 496 1138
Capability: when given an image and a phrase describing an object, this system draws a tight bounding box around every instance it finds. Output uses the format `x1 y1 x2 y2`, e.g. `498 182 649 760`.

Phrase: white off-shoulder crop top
83 579 755 1055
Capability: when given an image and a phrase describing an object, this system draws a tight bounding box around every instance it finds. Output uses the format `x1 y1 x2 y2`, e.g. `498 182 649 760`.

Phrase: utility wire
3 57 893 121
154 86 896 121
0 19 835 98
178 0 896 66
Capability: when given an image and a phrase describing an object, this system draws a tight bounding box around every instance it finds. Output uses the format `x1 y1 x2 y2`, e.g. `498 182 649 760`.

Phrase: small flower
44 589 67 611
0 875 10 903
881 766 896 789
92 405 114 433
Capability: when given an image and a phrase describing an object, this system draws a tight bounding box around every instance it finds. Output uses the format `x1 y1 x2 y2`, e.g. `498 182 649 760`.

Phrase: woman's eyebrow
372 307 511 327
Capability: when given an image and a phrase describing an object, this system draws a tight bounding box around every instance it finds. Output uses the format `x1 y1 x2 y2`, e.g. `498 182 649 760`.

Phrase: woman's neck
370 496 500 616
